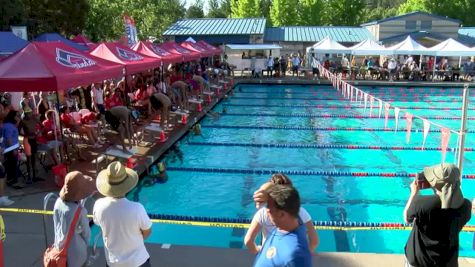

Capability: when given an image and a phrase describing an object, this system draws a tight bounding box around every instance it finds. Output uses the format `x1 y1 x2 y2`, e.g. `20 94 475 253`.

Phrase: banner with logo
123 15 138 47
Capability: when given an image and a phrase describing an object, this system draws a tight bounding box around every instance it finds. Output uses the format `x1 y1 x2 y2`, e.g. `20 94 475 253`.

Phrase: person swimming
167 144 184 164
192 123 202 136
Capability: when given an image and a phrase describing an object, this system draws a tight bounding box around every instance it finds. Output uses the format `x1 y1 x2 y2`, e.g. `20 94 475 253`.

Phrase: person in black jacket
404 163 471 267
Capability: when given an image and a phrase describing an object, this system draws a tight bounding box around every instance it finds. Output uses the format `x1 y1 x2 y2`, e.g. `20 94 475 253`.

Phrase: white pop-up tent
386 36 428 55
349 39 392 55
426 38 475 56
306 36 350 54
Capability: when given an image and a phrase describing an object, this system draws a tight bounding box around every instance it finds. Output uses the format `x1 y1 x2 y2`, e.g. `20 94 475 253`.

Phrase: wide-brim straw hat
96 161 138 198
60 171 96 202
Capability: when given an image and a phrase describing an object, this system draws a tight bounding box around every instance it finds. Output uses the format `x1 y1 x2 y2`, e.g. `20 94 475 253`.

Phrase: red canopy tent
89 42 161 74
197 40 222 55
71 34 97 50
0 41 123 91
131 41 182 64
158 41 201 62
180 41 215 58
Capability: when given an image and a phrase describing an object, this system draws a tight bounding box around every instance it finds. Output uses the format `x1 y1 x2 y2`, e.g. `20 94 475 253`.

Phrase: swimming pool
131 83 475 256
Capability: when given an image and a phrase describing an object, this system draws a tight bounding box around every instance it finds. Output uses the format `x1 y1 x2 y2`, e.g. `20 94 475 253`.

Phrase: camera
416 172 431 189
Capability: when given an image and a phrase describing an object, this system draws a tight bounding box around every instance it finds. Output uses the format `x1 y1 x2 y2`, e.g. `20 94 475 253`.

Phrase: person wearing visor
404 163 471 267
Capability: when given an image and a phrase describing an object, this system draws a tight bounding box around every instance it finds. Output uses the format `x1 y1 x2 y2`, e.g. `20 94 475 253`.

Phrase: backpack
43 206 82 267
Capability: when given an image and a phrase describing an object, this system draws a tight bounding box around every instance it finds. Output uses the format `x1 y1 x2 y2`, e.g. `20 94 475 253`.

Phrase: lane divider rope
165 167 475 179
221 113 469 120
1 207 474 232
200 125 475 133
187 142 472 151
223 104 470 111
230 97 461 102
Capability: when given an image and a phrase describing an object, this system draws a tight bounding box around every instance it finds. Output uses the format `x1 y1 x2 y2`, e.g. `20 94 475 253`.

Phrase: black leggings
4 150 18 184
27 138 38 180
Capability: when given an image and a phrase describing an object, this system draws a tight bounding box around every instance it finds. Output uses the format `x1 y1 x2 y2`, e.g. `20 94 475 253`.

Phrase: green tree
0 0 27 31
270 0 299 26
85 0 185 42
298 0 325 26
186 0 205 18
260 0 272 19
230 0 261 18
397 0 428 14
21 0 89 38
325 0 366 26
396 0 475 26
363 6 398 22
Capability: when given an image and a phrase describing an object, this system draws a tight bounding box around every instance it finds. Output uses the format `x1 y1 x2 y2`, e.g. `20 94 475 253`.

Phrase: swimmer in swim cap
192 124 202 135
155 162 168 183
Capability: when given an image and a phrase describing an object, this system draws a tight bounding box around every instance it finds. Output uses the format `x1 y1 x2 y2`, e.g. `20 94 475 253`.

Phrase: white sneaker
0 196 14 206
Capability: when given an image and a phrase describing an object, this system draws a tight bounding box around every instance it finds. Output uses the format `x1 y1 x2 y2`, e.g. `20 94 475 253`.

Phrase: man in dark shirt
404 163 471 267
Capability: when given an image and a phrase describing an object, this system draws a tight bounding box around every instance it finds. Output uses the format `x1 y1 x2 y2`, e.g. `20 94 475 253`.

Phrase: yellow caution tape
2 208 475 232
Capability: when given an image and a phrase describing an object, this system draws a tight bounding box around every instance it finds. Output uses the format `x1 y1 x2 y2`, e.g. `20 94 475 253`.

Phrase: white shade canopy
426 38 475 56
386 36 428 55
349 39 393 55
306 36 350 54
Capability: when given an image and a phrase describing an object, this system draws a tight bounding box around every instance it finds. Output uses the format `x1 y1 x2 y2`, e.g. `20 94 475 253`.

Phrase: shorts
312 68 319 75
47 140 62 149
292 66 299 72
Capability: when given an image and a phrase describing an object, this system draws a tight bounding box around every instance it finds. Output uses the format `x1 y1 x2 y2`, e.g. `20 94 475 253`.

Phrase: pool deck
2 77 475 266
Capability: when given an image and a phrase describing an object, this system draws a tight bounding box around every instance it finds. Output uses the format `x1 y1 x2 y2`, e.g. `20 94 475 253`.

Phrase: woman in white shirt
244 173 319 254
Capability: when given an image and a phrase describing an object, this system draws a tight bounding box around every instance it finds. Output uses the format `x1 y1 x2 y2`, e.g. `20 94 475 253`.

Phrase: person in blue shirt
253 185 312 267
1 110 22 189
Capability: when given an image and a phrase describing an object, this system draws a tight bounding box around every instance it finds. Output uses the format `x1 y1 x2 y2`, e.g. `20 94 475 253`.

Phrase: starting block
188 98 203 112
203 91 215 103
210 84 223 96
144 123 167 142
171 110 189 124
218 80 229 89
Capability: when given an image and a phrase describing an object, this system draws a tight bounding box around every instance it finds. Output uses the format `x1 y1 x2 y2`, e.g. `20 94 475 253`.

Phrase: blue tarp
35 33 88 51
0 32 28 55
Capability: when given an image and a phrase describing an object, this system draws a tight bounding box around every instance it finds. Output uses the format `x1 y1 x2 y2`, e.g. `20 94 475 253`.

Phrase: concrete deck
2 77 474 266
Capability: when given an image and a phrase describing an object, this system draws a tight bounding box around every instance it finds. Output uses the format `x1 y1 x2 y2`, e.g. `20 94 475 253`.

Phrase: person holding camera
404 163 471 267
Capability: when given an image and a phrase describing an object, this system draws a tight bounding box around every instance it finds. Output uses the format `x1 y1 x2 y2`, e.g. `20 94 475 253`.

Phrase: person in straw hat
403 163 471 267
93 161 152 267
53 171 96 267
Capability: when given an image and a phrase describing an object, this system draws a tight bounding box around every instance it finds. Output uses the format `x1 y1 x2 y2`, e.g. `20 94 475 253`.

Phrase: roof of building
459 27 475 38
361 11 461 27
379 31 475 47
264 27 373 43
163 18 266 36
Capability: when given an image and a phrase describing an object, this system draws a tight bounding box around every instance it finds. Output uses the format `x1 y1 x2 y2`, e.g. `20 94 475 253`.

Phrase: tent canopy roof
89 42 160 74
158 42 201 61
226 44 282 50
426 38 475 56
35 33 89 51
0 32 28 55
386 36 427 55
349 39 392 55
131 41 182 64
306 37 349 54
0 41 122 91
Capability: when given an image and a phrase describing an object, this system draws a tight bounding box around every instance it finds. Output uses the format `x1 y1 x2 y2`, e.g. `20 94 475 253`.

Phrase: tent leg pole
55 91 65 164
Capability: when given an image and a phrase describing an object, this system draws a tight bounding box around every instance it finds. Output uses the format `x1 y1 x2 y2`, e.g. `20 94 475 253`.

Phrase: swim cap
158 162 166 172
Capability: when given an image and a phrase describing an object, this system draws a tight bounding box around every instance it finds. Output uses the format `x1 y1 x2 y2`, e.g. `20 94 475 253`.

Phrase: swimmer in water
208 110 220 120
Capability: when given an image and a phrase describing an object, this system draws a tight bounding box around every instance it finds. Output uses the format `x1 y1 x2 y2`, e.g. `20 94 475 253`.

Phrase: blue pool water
130 84 475 256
